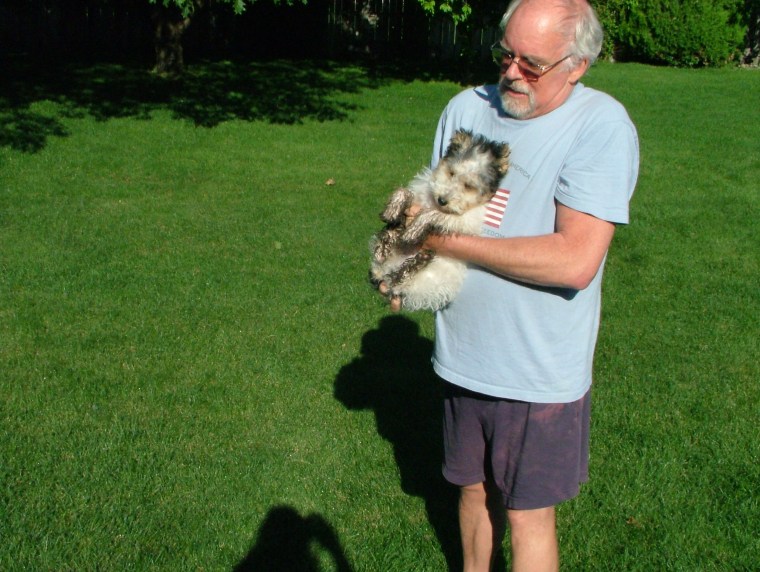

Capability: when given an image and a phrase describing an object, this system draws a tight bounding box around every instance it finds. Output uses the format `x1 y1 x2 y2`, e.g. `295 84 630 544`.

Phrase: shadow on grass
0 56 383 153
234 505 354 572
0 54 489 155
0 55 492 153
334 315 461 570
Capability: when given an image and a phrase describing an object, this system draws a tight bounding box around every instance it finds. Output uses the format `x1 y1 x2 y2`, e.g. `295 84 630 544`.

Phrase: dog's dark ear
446 129 473 157
493 142 511 176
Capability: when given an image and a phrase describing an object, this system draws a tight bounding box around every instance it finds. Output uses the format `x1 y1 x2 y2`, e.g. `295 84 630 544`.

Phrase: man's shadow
234 505 354 572
334 315 461 570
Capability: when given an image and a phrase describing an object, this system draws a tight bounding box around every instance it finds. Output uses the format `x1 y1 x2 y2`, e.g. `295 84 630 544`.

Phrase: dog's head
429 130 510 214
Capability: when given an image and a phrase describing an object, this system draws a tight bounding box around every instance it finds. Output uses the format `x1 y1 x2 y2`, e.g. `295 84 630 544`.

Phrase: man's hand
377 281 403 312
404 204 421 225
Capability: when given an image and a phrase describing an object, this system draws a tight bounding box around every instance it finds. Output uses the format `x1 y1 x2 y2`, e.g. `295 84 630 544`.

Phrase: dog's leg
387 249 436 296
399 210 448 245
380 187 414 225
371 226 403 264
369 225 406 290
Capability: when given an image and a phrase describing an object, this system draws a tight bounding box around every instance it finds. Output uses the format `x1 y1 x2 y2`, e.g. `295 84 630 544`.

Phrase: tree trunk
744 0 760 66
152 3 192 76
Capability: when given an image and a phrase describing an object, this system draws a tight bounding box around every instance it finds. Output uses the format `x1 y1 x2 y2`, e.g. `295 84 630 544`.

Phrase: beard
498 77 535 119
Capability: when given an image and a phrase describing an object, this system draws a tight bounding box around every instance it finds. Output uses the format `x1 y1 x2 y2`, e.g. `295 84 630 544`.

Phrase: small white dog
369 130 510 311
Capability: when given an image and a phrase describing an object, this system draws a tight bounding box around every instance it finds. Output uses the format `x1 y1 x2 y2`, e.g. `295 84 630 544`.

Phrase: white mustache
499 77 530 95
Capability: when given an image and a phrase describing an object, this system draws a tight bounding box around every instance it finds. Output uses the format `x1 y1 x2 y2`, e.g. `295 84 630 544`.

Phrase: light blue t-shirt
431 83 639 403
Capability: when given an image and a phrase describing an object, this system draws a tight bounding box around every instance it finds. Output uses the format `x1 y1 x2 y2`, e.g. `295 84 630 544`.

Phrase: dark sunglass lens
492 49 512 67
517 62 540 81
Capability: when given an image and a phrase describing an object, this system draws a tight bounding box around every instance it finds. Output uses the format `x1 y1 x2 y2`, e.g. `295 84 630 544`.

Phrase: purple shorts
442 382 590 510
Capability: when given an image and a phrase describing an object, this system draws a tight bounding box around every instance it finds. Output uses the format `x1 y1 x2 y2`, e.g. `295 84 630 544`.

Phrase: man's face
497 3 587 119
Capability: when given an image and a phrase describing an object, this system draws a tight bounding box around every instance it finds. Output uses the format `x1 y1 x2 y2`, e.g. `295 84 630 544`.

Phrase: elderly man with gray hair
401 0 639 569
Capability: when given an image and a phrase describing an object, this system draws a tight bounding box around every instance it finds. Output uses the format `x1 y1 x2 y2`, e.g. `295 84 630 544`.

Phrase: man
387 0 639 570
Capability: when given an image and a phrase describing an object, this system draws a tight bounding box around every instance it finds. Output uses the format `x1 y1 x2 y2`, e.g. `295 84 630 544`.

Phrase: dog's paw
416 248 435 262
381 187 413 224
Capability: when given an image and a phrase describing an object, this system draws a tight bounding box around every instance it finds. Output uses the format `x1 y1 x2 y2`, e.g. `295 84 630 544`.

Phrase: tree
149 0 473 75
150 0 252 75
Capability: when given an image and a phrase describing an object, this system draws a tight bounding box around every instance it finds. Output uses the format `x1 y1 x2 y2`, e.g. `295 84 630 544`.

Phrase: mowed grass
1 60 758 571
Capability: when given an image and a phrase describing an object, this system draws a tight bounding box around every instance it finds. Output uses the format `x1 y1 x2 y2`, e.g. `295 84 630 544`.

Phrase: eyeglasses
491 42 572 82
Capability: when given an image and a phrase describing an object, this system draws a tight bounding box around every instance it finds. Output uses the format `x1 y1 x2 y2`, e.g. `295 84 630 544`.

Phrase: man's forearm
427 205 616 290
427 233 592 289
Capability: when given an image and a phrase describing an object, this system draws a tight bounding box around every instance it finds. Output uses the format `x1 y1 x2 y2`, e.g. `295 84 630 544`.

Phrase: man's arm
424 202 616 291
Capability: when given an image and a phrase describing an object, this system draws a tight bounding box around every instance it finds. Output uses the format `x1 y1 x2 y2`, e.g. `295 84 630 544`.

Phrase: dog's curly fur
369 130 510 311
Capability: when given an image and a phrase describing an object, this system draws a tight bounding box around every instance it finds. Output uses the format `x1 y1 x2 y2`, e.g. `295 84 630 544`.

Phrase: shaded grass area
1 60 759 570
0 58 371 152
0 55 486 153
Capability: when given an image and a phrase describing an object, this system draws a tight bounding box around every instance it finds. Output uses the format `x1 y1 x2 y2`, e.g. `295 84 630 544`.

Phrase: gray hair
499 0 604 65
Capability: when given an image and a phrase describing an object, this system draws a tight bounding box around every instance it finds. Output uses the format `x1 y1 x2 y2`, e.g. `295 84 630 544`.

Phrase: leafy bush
596 0 746 66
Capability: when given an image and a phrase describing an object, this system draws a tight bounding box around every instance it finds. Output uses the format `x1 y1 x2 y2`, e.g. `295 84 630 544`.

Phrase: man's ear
569 58 589 84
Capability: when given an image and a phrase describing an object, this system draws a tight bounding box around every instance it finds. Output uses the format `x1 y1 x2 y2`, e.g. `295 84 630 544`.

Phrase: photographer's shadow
334 315 460 569
234 505 353 572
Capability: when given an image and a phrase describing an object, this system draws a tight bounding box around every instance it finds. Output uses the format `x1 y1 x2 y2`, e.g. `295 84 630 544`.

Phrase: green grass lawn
1 59 758 571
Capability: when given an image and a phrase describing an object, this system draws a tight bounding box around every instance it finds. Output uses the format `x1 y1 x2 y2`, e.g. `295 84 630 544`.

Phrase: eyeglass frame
490 42 574 82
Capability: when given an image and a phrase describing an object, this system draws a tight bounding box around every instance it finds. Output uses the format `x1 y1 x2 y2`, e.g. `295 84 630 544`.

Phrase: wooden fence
326 0 503 60
0 0 504 63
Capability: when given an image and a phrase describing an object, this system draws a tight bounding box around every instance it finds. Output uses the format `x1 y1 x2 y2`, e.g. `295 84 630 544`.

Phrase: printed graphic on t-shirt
484 188 510 228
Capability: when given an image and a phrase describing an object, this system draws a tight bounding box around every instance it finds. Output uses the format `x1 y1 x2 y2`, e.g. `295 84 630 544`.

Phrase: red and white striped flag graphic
484 189 510 228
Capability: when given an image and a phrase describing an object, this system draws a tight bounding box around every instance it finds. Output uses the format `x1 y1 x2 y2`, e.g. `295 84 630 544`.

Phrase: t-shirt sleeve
432 100 459 169
431 111 449 169
555 118 639 225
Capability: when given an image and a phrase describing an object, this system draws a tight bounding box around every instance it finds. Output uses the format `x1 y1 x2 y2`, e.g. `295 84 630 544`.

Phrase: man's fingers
377 281 402 312
404 204 421 225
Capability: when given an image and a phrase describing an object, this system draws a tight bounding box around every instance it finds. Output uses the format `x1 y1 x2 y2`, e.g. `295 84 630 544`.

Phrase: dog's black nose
437 197 448 207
